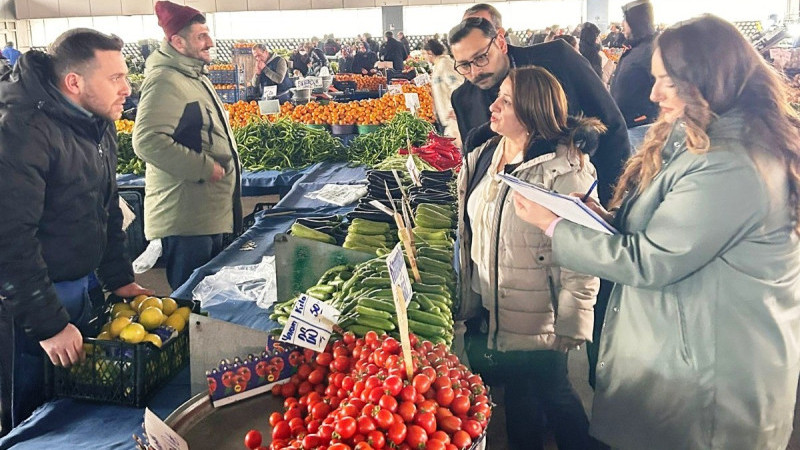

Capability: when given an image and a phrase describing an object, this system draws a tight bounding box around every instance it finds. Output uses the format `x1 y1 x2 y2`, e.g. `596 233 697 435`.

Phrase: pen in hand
581 180 598 202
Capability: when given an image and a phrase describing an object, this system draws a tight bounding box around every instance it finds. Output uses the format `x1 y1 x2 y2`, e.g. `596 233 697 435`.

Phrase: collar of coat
150 40 209 79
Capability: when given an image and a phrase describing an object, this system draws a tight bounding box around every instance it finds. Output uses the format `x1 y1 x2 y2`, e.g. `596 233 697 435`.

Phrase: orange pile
115 119 134 134
233 42 257 49
214 84 238 90
208 64 235 71
221 85 435 128
334 74 387 91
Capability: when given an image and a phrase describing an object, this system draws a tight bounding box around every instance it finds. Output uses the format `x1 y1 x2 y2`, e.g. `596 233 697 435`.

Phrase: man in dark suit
379 31 408 71
449 16 630 206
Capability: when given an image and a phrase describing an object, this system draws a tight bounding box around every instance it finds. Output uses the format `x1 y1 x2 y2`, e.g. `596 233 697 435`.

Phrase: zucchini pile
289 215 347 246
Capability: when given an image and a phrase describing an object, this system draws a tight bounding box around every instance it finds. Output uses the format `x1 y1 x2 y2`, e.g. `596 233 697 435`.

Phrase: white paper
144 408 189 450
295 78 317 89
386 243 413 305
413 73 431 86
406 154 422 187
262 85 278 99
403 93 420 115
279 294 340 352
258 99 280 115
304 183 368 206
497 173 618 235
369 200 395 216
387 84 403 94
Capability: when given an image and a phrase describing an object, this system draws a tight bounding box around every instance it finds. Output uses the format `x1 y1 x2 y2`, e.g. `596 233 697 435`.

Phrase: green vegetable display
116 132 146 175
349 112 434 167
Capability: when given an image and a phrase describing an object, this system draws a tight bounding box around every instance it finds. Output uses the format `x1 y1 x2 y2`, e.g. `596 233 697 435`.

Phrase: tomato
341 402 359 418
450 396 470 417
316 352 333 366
335 416 357 439
387 422 407 445
269 439 288 450
405 425 428 448
280 382 297 398
430 431 450 444
329 444 352 450
358 415 377 434
311 401 331 420
374 408 395 430
398 401 417 423
365 330 379 348
298 380 313 396
301 434 323 449
343 331 356 345
367 429 386 449
421 367 436 381
269 412 283 427
368 387 384 404
354 442 374 450
436 387 454 407
365 375 381 390
366 363 380 375
383 375 403 397
307 419 321 434
470 383 486 396
284 397 298 408
462 419 482 439
425 439 447 450
271 384 282 396
244 429 262 449
417 400 438 415
385 354 400 369
412 374 432 395
433 376 451 391
342 375 355 391
319 423 335 439
473 394 489 405
414 411 436 435
382 337 400 354
272 421 291 440
332 356 350 372
379 394 398 413
434 407 453 422
353 380 366 396
288 417 305 436
451 430 471 449
308 368 326 385
297 363 313 380
284 405 302 421
439 415 462 434
334 346 350 358
399 385 417 402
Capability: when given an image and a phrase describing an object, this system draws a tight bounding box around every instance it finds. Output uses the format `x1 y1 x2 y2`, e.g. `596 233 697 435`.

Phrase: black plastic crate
209 70 237 85
45 297 198 407
119 188 147 259
216 88 241 103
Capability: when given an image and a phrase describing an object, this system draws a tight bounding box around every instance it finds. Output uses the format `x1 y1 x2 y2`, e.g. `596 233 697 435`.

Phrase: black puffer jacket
609 34 659 128
0 51 134 341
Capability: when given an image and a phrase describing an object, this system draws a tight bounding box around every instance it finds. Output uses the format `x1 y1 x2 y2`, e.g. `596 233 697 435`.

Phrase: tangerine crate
45 297 198 407
209 69 237 85
215 88 241 103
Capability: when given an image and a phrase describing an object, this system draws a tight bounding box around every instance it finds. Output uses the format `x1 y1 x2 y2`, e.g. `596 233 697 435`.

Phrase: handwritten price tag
413 73 431 86
386 243 413 306
278 294 340 352
144 408 189 450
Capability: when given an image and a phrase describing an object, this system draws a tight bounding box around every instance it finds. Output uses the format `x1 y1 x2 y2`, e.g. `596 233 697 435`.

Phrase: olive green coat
553 112 800 449
133 41 241 240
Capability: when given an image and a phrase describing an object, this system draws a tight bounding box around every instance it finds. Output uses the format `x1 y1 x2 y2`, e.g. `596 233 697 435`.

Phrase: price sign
386 243 413 306
262 85 278 99
258 99 280 115
413 73 431 86
278 294 341 352
406 154 422 187
404 93 420 115
387 84 403 94
144 408 189 450
295 78 317 89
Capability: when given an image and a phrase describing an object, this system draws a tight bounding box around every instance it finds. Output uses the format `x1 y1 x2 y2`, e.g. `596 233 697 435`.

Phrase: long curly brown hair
611 15 800 232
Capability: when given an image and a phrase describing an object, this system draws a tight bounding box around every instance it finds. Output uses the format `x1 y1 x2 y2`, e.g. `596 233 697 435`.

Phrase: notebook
497 173 618 235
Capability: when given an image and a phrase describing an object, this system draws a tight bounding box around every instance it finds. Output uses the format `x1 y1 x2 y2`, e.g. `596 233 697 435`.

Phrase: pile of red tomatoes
243 331 491 450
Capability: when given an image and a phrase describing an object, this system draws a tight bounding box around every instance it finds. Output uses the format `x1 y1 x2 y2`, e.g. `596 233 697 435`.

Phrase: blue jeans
161 234 224 291
0 276 92 435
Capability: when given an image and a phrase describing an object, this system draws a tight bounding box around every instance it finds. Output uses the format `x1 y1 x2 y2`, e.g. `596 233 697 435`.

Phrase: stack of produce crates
209 64 244 103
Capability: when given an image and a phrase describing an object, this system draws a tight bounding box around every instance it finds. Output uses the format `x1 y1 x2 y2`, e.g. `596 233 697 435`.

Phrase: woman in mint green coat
513 15 800 449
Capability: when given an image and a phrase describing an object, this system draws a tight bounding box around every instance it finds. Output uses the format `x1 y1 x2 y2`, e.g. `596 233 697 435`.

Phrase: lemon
109 317 132 337
132 294 149 304
119 322 146 344
96 331 113 340
139 307 165 331
110 302 133 317
174 306 192 322
138 297 163 313
113 308 137 319
164 313 186 332
161 297 178 316
143 333 162 348
101 322 111 333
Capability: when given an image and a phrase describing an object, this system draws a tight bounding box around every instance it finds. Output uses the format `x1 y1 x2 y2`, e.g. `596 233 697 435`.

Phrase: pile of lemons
96 295 191 347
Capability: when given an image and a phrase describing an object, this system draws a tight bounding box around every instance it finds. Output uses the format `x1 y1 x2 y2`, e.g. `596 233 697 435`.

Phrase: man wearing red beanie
134 1 242 291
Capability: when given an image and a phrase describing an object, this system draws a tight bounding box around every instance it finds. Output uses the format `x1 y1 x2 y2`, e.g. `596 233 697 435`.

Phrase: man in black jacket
0 29 151 436
352 41 378 75
610 0 659 129
380 31 408 71
449 17 630 206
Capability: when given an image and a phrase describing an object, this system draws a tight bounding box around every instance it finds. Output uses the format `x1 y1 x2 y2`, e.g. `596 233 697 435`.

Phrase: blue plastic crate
209 70 237 84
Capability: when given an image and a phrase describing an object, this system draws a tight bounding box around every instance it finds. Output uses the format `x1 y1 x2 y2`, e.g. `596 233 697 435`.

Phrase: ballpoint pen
581 180 598 202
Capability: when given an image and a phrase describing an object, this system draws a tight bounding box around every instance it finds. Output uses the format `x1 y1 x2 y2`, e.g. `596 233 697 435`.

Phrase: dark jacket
352 51 378 74
609 34 659 129
0 51 134 341
380 38 407 71
451 40 631 205
400 37 411 56
579 41 603 78
602 31 625 48
257 55 292 95
366 38 379 54
290 52 309 77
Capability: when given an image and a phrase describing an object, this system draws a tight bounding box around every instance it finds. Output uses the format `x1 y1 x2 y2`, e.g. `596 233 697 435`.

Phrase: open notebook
497 173 618 235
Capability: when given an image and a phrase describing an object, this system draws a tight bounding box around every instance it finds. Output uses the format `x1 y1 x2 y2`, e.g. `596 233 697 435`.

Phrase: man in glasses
450 14 629 207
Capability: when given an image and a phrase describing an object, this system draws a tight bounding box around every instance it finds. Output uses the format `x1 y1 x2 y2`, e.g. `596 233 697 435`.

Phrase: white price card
258 99 280 115
413 73 431 86
387 84 403 94
295 78 317 89
406 154 422 187
144 408 189 450
262 85 278 99
279 294 341 352
386 243 413 305
369 200 395 216
403 93 420 115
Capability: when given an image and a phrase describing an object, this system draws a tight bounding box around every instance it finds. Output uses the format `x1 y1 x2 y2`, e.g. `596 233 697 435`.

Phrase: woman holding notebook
513 15 800 449
455 65 604 450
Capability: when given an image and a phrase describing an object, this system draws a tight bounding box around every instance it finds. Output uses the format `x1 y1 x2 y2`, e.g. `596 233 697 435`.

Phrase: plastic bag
305 183 368 206
191 256 277 309
133 239 162 274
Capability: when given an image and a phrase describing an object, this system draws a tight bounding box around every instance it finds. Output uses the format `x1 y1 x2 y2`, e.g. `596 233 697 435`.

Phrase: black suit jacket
450 40 631 205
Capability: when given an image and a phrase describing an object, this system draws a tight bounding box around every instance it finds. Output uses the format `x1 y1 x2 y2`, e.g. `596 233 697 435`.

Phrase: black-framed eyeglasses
454 36 496 75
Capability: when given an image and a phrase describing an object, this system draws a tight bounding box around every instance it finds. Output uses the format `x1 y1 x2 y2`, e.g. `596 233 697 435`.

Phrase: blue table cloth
0 162 368 449
117 168 306 197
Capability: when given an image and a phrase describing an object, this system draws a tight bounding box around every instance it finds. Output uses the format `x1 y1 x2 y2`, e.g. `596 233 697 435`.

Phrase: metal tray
165 392 282 449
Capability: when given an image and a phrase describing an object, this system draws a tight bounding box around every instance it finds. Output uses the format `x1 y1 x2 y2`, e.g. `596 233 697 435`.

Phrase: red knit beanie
155 1 204 38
